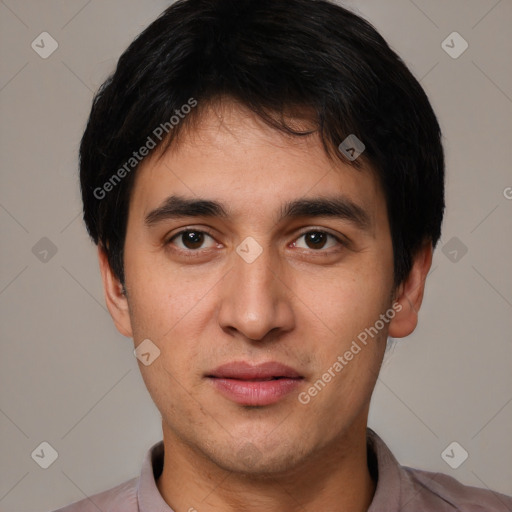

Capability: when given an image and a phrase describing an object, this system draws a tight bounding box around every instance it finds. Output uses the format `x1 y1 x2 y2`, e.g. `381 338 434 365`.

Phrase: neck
156 422 376 512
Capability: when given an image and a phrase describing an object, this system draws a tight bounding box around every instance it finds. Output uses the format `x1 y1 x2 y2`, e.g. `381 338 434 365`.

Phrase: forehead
129 100 386 229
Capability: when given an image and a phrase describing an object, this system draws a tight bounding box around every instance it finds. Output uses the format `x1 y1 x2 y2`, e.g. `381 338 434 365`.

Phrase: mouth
206 361 304 406
213 376 291 381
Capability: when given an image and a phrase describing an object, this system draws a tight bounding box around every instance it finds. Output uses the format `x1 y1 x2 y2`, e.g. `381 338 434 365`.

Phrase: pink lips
207 361 303 406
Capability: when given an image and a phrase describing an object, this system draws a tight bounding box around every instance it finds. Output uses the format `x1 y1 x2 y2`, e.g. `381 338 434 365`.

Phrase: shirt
51 428 512 511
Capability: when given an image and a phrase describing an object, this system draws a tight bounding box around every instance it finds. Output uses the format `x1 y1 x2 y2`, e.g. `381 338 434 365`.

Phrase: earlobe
97 245 133 338
388 240 433 339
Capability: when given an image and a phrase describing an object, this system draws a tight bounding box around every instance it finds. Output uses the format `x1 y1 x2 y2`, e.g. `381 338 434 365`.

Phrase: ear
98 245 133 338
388 240 433 339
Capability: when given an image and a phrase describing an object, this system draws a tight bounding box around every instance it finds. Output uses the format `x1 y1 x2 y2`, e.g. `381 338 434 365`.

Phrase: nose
217 242 295 342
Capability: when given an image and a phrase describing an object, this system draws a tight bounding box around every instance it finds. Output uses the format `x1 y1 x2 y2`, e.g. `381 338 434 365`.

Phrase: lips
207 361 303 406
208 361 302 380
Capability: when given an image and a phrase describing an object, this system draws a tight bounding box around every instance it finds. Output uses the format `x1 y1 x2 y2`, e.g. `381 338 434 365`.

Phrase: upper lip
207 361 302 380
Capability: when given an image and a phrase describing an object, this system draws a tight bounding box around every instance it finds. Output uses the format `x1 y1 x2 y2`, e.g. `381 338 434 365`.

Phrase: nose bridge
236 244 277 301
217 240 293 340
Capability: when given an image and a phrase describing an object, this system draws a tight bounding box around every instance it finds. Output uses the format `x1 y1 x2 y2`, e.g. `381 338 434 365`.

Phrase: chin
207 439 310 477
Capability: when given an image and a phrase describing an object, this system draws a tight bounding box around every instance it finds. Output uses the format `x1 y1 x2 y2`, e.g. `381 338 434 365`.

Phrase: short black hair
80 0 445 287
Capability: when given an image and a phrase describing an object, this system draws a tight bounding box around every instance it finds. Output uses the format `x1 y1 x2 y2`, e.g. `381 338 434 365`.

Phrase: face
100 100 429 475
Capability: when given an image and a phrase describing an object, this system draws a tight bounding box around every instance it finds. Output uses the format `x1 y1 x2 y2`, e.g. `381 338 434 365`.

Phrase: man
55 0 512 510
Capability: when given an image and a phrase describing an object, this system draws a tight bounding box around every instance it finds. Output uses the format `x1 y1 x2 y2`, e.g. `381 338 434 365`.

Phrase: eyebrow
144 194 372 232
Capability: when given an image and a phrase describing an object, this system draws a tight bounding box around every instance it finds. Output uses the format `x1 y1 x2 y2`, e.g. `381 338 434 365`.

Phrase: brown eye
181 231 204 249
169 230 216 251
293 230 342 251
305 232 328 249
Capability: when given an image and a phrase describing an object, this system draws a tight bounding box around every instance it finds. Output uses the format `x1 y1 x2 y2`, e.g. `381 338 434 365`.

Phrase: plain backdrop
0 1 511 510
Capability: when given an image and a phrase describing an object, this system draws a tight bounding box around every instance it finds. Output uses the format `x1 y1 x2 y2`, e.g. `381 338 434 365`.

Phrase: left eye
292 231 341 250
168 230 217 251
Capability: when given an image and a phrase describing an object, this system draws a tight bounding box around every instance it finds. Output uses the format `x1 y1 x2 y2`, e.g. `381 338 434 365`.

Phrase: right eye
166 229 219 252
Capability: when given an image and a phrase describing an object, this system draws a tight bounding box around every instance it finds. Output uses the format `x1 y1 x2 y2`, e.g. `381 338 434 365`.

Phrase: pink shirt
52 429 512 511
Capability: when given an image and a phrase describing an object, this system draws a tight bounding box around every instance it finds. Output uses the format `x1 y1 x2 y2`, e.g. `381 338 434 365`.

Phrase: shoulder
402 466 512 512
50 477 138 512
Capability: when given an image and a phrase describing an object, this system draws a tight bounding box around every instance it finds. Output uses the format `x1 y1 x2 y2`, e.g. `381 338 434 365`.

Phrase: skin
98 99 433 512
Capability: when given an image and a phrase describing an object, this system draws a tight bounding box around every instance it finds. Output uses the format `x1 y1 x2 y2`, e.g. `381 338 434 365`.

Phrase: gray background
0 0 511 510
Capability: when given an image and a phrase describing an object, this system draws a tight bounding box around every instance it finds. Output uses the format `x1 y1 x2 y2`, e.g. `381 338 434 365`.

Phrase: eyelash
165 228 348 255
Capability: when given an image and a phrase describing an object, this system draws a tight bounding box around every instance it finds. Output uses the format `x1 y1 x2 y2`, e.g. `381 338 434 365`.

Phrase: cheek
124 244 209 337
296 265 389 340
125 260 223 386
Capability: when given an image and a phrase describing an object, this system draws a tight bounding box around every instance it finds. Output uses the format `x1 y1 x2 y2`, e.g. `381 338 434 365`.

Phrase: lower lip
209 377 302 406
